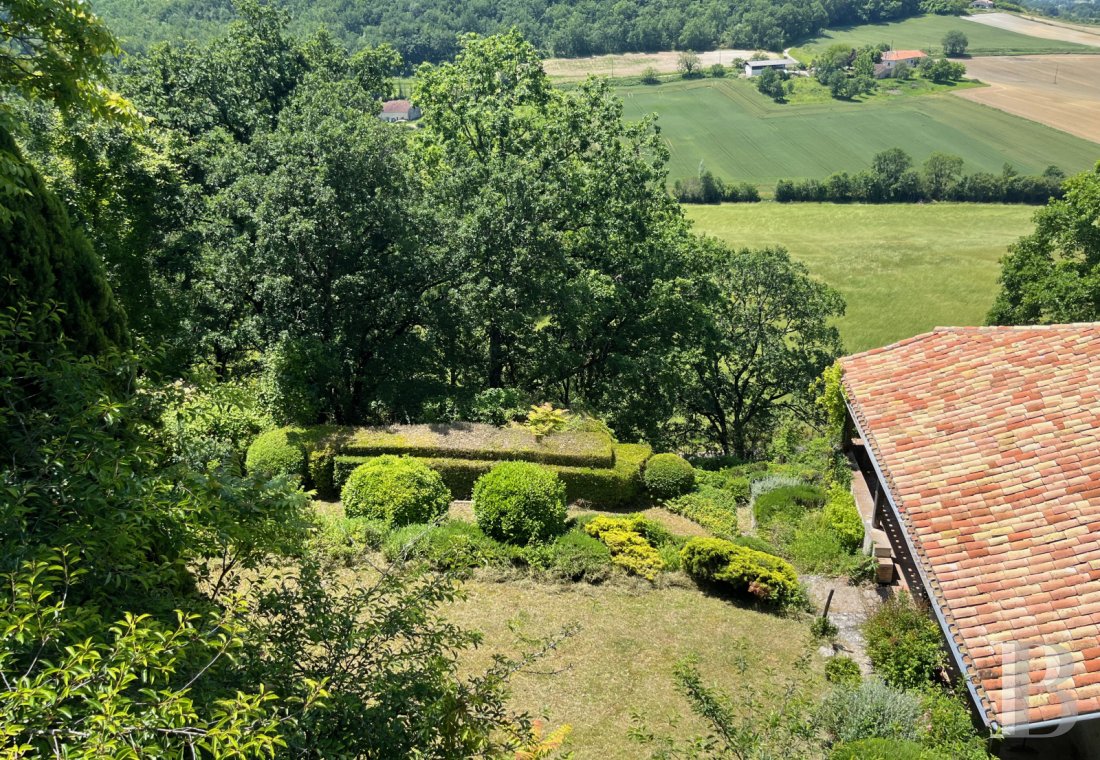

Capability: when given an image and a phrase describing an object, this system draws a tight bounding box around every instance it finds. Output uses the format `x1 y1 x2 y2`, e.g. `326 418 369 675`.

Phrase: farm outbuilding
841 324 1100 755
379 99 422 123
744 59 794 77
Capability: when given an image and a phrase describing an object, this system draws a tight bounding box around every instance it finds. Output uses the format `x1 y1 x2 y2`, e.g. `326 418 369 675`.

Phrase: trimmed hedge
334 442 651 507
342 423 613 467
680 537 800 605
473 462 568 545
341 455 451 526
644 453 695 499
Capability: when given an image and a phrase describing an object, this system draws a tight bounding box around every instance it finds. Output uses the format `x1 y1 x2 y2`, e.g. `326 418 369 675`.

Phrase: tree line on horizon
94 0 969 65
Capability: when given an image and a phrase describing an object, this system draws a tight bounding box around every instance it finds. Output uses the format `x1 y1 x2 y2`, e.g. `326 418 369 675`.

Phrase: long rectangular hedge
333 443 652 508
339 423 614 467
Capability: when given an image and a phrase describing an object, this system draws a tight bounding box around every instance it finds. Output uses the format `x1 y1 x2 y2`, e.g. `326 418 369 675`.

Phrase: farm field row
957 55 1100 144
616 77 1100 187
685 202 1036 352
789 12 1098 60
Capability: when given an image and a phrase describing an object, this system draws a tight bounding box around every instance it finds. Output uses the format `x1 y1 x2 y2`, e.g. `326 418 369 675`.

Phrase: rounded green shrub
245 427 306 480
472 462 567 545
863 592 945 689
341 455 451 526
643 453 695 499
824 655 862 686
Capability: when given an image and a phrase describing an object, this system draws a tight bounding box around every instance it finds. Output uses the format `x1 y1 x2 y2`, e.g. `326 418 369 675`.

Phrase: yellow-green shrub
680 537 800 605
584 516 666 580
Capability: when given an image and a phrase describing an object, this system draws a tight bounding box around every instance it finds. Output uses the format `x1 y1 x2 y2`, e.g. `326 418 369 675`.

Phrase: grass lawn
448 579 820 759
788 13 1097 60
617 78 1100 187
685 202 1036 353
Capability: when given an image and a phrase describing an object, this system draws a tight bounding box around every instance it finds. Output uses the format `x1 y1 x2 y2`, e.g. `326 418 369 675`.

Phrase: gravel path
803 575 891 672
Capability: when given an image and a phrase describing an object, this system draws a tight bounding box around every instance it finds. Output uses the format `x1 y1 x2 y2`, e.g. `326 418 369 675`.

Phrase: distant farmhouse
876 49 928 78
842 325 1100 753
380 99 421 123
744 59 794 77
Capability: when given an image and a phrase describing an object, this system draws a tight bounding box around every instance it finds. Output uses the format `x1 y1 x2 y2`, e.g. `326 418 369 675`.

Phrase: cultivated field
685 203 1036 352
959 55 1100 143
449 578 820 759
543 48 777 80
789 13 1097 60
617 78 1100 187
963 12 1100 47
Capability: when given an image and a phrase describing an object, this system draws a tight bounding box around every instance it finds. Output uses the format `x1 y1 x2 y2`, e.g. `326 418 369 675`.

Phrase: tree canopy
989 163 1100 325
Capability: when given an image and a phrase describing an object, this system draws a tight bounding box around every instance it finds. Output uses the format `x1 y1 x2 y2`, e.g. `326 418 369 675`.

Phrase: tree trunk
488 324 503 389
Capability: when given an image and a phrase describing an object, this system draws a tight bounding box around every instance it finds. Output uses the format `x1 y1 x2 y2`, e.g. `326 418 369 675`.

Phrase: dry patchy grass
448 578 820 759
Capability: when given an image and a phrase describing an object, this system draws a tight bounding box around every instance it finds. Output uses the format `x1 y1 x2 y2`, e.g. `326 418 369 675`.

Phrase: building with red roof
841 324 1100 752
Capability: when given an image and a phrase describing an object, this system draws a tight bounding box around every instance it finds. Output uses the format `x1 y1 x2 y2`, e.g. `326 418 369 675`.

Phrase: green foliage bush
666 485 739 539
341 456 451 526
383 520 518 572
787 511 859 575
246 427 308 481
818 680 924 745
825 656 862 686
680 537 800 605
753 484 826 526
524 528 613 583
864 593 945 689
824 485 864 552
583 515 668 580
161 375 273 474
644 453 695 499
468 387 529 425
830 738 945 760
473 462 567 545
920 688 994 760
310 514 390 567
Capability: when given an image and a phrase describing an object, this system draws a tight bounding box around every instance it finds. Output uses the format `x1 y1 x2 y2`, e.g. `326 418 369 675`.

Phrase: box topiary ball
245 427 307 481
472 461 567 545
341 455 451 526
643 453 695 499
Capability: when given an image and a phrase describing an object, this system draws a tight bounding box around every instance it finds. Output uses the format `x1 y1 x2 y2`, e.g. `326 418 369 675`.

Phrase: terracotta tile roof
882 49 928 61
841 324 1100 730
381 99 414 114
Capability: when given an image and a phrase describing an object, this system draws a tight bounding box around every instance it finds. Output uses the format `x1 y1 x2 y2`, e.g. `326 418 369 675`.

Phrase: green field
618 78 1100 186
789 14 1097 59
685 202 1036 352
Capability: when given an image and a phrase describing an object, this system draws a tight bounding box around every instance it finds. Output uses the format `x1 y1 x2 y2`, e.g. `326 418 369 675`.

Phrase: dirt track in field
957 55 1100 144
963 12 1100 47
